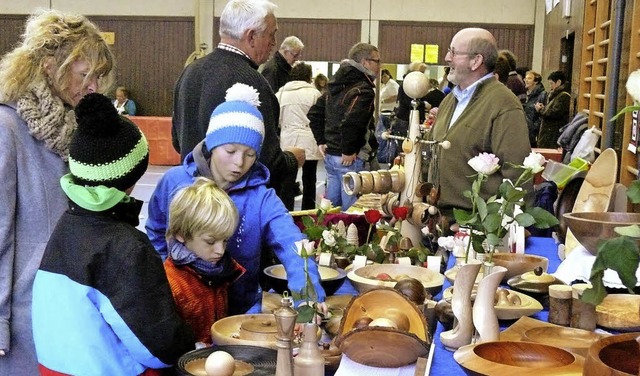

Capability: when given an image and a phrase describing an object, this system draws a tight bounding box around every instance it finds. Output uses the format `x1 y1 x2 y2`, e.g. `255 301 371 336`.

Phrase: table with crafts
330 236 560 376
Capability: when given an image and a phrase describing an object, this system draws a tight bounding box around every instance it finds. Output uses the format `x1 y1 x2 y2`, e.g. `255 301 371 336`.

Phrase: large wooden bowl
335 288 430 367
454 340 584 375
263 264 346 296
491 253 548 282
210 313 277 349
562 212 640 255
347 264 444 296
584 332 640 376
521 326 605 357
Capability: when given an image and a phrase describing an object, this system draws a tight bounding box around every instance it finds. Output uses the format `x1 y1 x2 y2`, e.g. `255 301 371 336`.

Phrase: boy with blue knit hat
32 93 194 376
146 83 327 315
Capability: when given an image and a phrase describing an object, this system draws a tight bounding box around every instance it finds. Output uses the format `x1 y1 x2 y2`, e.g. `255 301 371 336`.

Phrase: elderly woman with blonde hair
0 9 115 374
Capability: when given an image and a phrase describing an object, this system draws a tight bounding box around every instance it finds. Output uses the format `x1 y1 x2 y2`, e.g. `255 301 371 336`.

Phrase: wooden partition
129 116 180 166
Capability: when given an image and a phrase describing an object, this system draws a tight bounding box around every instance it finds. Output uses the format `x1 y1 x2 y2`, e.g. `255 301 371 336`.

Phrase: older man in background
260 35 304 92
428 28 532 222
171 0 304 205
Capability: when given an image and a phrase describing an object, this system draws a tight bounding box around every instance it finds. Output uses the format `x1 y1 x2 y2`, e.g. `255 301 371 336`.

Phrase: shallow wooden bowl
454 340 584 375
521 326 606 357
442 286 543 320
563 212 640 255
347 264 444 296
263 264 346 296
491 253 549 282
210 314 277 349
584 332 640 376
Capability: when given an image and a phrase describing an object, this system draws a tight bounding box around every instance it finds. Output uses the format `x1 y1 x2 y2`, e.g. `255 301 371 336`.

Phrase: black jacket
308 62 376 157
260 51 292 92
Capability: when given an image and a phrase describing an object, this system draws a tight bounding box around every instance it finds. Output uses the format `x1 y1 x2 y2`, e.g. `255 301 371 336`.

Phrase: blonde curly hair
0 9 115 103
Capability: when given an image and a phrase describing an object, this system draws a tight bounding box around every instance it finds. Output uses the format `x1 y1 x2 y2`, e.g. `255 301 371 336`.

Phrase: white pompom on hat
205 83 265 156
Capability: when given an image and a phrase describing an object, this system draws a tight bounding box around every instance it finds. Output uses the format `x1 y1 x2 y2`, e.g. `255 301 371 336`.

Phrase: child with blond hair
165 177 245 345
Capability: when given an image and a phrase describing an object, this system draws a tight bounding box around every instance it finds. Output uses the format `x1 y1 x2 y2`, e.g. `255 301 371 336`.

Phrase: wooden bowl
177 345 277 376
263 264 346 296
562 212 640 255
335 288 430 367
210 314 277 349
584 332 640 376
596 294 640 332
491 253 549 283
454 340 584 375
347 264 444 296
521 326 606 357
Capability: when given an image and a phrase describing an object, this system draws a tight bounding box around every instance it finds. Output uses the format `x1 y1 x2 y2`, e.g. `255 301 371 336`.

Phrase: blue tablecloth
332 236 560 375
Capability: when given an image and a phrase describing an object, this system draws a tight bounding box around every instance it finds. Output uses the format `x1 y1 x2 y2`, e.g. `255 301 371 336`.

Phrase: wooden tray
443 286 543 320
596 294 640 332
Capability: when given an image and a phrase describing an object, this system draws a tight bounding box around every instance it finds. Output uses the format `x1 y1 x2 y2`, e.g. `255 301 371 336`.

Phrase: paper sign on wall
410 44 425 63
425 45 439 64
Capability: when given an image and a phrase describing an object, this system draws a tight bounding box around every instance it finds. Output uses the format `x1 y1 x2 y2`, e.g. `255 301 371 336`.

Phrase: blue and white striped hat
205 83 265 157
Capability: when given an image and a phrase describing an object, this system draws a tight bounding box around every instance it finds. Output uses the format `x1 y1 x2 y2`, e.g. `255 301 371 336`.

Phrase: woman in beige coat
276 62 323 210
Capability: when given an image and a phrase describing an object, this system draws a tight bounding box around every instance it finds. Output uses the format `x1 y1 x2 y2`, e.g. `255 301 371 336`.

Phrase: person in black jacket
308 42 380 210
171 0 305 207
260 35 304 92
32 93 194 375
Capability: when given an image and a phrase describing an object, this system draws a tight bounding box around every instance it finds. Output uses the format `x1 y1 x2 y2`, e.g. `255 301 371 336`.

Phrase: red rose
364 209 382 224
392 206 409 220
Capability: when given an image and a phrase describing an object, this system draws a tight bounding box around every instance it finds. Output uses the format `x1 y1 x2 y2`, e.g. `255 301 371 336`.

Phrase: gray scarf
17 79 77 161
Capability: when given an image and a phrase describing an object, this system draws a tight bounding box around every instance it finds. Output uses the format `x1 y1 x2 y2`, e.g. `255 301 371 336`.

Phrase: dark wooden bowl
562 212 640 255
584 332 640 376
263 264 346 296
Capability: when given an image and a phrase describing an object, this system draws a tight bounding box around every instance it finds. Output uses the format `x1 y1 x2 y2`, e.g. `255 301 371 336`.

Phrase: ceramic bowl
454 340 584 375
491 253 549 282
263 264 346 296
347 264 444 296
584 332 640 376
563 212 640 255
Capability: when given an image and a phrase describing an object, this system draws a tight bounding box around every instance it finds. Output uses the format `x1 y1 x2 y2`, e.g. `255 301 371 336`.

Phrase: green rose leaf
615 224 640 238
296 304 316 323
626 180 640 204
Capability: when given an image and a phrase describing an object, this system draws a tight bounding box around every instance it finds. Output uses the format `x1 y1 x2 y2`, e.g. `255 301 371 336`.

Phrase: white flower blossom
438 236 456 250
322 230 336 247
468 152 500 175
522 152 546 174
626 69 640 104
294 239 315 257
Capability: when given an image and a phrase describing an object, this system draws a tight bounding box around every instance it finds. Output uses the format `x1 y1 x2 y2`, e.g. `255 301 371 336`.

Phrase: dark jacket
33 199 194 375
523 83 547 147
171 47 298 193
538 82 571 148
308 61 376 158
260 51 292 92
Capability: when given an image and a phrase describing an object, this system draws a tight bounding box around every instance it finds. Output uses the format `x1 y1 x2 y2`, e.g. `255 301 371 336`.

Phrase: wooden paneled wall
379 21 535 67
0 15 193 117
213 18 361 62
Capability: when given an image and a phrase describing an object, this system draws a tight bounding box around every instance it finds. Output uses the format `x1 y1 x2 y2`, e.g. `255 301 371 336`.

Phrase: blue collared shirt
449 73 495 128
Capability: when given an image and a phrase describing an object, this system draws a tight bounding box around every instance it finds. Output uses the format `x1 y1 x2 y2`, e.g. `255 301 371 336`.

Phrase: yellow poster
425 45 439 64
410 44 425 63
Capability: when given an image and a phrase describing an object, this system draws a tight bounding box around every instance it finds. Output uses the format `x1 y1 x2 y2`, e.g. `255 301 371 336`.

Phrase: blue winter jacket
145 152 326 314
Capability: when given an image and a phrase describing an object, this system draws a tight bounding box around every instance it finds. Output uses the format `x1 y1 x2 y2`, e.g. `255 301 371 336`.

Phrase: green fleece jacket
427 78 532 217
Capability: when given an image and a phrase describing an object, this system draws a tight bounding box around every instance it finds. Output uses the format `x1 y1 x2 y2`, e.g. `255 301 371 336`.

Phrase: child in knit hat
164 177 245 345
32 93 194 376
146 83 328 315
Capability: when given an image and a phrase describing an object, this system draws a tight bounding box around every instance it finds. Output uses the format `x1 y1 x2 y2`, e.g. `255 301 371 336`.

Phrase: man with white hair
171 0 305 203
260 35 304 92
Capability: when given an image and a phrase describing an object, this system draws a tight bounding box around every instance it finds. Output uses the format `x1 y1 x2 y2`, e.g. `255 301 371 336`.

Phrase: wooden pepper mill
274 294 298 376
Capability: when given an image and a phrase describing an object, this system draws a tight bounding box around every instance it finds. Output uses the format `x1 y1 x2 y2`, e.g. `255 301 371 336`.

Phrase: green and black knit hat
69 93 149 191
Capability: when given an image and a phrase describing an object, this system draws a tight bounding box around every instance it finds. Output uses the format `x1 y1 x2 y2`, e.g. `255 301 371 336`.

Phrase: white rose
468 153 500 175
626 69 640 104
437 236 456 250
320 198 332 211
322 230 336 247
522 152 546 174
294 239 315 257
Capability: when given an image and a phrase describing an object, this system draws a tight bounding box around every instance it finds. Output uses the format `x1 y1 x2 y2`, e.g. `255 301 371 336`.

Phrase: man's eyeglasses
366 58 381 64
447 47 478 57
287 50 301 59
